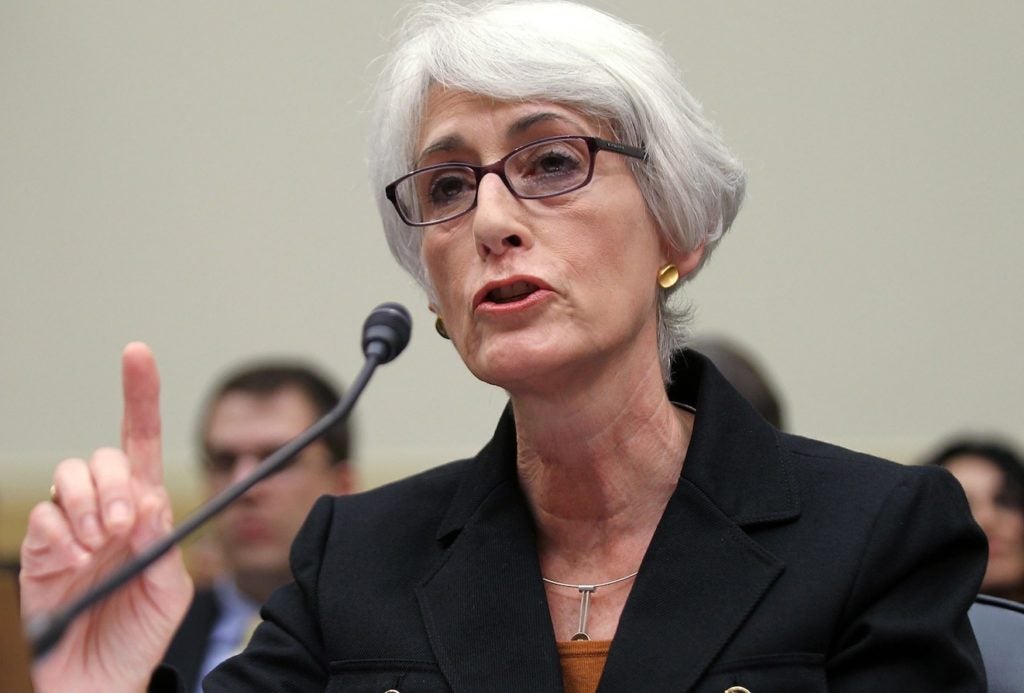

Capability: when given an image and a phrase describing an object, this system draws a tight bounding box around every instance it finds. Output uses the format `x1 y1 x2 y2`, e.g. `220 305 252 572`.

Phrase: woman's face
945 455 1024 596
415 88 701 393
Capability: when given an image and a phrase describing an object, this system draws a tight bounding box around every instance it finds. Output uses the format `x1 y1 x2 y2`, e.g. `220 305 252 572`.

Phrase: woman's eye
527 149 580 177
995 489 1024 511
427 172 473 206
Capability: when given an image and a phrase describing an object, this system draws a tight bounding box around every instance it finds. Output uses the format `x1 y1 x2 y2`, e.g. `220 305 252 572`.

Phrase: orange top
557 639 611 693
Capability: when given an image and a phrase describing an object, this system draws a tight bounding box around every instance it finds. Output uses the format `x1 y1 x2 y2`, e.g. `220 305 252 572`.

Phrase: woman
926 438 1024 603
21 2 986 691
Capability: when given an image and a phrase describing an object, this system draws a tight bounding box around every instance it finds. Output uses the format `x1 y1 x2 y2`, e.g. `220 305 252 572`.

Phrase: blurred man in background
162 362 355 692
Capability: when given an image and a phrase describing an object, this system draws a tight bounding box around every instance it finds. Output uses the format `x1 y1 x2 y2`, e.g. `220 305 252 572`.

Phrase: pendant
571 585 596 641
542 570 639 641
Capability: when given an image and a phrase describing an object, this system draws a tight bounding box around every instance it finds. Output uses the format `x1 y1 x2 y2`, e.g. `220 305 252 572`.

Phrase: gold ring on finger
49 484 59 504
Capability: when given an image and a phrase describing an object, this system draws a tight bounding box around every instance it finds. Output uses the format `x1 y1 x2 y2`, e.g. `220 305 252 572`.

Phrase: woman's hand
20 343 193 693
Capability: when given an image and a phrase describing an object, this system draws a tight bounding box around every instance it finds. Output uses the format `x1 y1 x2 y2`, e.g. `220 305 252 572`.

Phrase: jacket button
724 688 751 693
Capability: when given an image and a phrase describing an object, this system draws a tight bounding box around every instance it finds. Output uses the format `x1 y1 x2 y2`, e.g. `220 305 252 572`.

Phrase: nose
229 454 261 485
472 173 533 260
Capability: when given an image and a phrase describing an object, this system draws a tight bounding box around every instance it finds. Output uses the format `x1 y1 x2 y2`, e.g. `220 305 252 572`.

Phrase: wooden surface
0 571 33 693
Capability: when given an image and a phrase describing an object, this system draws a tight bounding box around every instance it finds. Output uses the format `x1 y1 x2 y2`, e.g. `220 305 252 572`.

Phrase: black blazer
201 351 986 692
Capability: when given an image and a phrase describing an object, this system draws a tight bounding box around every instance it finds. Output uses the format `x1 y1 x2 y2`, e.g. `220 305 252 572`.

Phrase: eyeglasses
384 135 647 227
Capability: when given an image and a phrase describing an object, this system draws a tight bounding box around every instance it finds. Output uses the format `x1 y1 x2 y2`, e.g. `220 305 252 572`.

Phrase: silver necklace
542 571 639 641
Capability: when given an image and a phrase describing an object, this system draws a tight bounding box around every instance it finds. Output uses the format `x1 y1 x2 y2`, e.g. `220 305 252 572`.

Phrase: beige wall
2 1 1022 554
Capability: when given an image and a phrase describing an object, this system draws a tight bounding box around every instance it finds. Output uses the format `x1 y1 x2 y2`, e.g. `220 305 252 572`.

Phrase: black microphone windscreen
362 302 412 363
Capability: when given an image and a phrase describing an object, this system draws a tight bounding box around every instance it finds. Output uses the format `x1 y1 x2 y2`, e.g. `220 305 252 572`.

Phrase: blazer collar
436 349 800 537
419 350 799 692
671 349 800 526
433 398 518 542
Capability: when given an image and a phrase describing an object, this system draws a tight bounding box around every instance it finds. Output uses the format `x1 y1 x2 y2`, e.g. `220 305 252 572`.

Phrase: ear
667 243 706 281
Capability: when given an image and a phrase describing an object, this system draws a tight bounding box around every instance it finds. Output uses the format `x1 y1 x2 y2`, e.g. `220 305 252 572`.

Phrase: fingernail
107 500 131 527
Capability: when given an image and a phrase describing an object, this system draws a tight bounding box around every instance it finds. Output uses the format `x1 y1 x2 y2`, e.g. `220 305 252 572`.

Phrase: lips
488 280 539 304
230 515 271 542
474 276 551 309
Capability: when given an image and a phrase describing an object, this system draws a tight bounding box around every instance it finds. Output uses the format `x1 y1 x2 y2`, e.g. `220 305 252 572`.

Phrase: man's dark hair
199 362 352 465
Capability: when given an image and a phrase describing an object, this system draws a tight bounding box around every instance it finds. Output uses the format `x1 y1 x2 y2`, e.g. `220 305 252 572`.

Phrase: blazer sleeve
201 495 337 692
827 465 987 691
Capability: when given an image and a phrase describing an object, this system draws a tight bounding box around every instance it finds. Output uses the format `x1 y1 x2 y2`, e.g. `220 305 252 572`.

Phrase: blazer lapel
416 411 563 693
600 351 800 692
598 479 784 692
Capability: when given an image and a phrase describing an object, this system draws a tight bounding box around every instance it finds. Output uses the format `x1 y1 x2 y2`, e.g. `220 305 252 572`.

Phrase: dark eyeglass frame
384 135 647 227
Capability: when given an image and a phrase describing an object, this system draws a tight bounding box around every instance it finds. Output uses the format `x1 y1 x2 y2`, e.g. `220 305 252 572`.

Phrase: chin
231 549 286 574
465 335 578 391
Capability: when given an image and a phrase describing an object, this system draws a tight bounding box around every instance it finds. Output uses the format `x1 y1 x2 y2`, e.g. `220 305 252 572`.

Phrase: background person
162 362 355 692
925 437 1024 604
21 2 986 691
688 334 786 430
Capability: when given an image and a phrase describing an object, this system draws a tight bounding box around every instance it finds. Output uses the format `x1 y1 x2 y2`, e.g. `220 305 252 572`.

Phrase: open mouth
486 280 540 304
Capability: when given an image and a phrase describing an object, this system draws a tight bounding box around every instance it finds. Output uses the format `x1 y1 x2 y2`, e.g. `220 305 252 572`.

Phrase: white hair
368 0 746 375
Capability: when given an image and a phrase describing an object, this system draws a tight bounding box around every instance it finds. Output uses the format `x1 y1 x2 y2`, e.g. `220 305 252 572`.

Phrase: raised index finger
121 342 163 486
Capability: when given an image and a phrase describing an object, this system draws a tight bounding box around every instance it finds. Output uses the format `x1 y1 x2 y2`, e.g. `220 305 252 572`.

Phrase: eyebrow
508 111 575 136
416 111 580 165
417 135 464 165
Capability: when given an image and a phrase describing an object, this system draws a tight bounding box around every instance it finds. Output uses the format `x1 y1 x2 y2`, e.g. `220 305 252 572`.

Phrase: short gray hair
368 0 746 374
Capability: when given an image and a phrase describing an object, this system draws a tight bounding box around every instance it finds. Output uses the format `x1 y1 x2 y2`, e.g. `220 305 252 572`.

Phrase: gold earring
657 263 679 289
435 316 450 340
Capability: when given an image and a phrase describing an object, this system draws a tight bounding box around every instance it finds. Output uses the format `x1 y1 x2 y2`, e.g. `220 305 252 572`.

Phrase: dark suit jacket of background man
162 588 219 693
164 351 986 692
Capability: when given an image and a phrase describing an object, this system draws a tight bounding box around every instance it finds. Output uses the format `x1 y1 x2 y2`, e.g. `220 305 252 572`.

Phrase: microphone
26 302 412 659
362 301 412 364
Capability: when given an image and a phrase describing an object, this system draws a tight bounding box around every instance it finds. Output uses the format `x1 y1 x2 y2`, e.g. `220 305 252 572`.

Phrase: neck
512 353 692 579
233 569 289 604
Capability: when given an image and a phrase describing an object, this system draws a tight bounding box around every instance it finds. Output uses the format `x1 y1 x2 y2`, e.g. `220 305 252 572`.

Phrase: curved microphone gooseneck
26 302 412 659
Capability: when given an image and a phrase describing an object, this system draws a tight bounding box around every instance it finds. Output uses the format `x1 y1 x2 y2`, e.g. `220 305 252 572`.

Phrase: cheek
206 476 229 496
1006 514 1024 548
589 189 663 263
422 236 462 309
579 227 662 305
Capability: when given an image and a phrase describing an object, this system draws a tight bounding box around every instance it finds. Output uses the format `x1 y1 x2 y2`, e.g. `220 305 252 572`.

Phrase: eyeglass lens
393 137 593 225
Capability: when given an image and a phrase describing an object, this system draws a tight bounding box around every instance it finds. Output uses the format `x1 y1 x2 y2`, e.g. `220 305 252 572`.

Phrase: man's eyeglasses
385 135 647 227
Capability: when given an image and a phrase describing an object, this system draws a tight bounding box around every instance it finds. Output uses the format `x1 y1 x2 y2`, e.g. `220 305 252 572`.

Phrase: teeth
488 281 538 303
